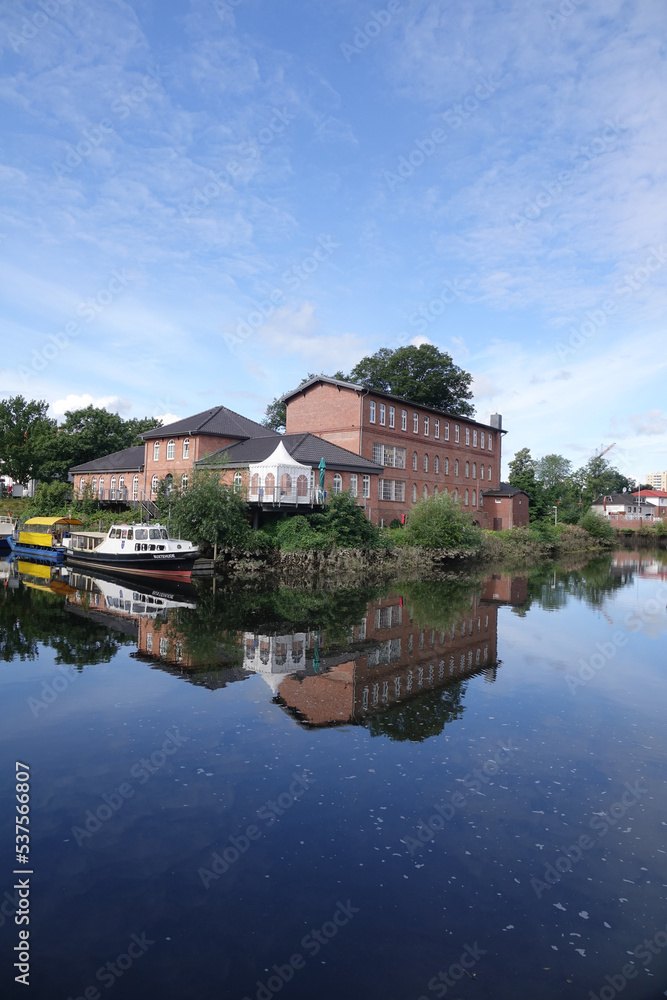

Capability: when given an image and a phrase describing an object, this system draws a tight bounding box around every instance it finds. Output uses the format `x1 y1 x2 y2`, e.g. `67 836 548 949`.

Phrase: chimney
490 413 502 430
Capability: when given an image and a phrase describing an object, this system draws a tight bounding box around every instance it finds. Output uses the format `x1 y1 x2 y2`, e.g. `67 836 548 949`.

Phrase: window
453 488 458 501
363 475 370 498
265 472 275 497
472 462 477 478
423 484 428 498
413 412 418 433
465 462 469 478
350 474 358 497
480 432 485 449
110 476 117 497
423 454 428 473
160 637 168 658
80 477 85 493
464 489 469 505
444 457 449 475
132 475 138 500
91 476 97 493
465 427 470 445
434 456 439 474
455 424 460 443
454 459 459 476
434 485 438 495
378 479 405 501
389 406 395 428
119 476 125 496
488 434 493 451
183 438 190 459
445 421 450 441
181 474 188 492
472 489 476 505
373 444 406 468
473 429 478 447
369 401 376 423
153 441 159 461
379 403 385 425
401 409 407 431
167 439 175 460
435 419 440 438
146 633 152 652
165 473 173 494
333 473 343 494
233 471 243 492
412 451 418 471
151 475 158 495
280 473 292 494
412 484 417 502
297 474 308 497
424 416 429 436
480 465 485 480
98 478 104 496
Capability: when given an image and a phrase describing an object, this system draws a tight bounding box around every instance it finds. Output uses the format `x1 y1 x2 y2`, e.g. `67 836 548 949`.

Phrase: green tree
508 447 547 520
0 396 55 484
535 454 572 489
171 470 250 555
344 345 474 415
578 510 615 541
404 492 481 549
38 407 161 481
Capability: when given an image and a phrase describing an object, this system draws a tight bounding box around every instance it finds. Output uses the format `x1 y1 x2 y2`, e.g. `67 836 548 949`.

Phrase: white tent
242 632 308 693
248 440 314 505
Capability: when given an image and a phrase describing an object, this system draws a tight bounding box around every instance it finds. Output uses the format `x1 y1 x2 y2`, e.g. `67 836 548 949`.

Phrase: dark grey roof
591 493 640 506
280 375 502 432
482 482 528 498
140 405 278 441
70 445 145 475
196 433 383 473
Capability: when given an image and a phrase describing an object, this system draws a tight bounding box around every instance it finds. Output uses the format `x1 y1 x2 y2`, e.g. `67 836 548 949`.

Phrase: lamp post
553 505 558 526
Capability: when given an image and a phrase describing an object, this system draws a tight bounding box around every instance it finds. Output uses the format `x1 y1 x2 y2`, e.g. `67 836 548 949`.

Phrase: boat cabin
17 517 84 550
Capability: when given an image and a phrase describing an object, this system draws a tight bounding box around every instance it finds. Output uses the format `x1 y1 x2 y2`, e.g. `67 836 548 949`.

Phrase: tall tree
534 454 572 489
38 407 161 481
508 448 546 520
0 396 55 484
344 345 474 416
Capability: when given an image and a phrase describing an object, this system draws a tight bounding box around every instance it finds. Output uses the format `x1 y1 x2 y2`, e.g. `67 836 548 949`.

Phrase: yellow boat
8 516 83 563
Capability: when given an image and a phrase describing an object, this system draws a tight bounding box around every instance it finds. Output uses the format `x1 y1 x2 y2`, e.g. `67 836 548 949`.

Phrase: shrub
275 516 329 551
388 518 402 530
404 492 482 550
579 510 615 540
25 481 72 517
324 491 380 549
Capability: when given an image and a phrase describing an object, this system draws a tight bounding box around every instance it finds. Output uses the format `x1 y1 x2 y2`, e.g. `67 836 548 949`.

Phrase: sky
0 0 665 480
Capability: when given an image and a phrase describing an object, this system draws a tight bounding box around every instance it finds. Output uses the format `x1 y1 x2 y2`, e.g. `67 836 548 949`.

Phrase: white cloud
51 394 131 416
154 413 181 426
629 409 667 436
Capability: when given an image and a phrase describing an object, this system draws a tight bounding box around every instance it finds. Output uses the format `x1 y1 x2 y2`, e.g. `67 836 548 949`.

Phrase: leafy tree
344 345 474 416
26 481 72 517
535 454 572 489
324 490 380 548
171 470 250 555
508 448 547 520
363 682 467 742
404 492 481 549
0 396 55 483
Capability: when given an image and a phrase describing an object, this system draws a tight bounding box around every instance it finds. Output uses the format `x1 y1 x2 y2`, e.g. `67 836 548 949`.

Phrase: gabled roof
140 406 278 441
632 489 667 498
70 445 145 474
482 482 528 498
591 493 651 505
195 433 384 474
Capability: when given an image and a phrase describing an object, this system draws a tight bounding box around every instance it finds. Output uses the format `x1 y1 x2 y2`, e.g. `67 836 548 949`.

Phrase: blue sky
0 0 665 479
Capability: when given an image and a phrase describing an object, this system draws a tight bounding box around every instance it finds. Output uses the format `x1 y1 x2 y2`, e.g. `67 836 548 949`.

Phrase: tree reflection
363 680 467 742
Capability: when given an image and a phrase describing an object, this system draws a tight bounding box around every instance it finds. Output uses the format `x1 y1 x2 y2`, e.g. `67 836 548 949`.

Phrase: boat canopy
25 517 84 527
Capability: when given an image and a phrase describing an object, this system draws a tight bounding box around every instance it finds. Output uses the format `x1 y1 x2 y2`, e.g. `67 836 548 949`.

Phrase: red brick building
481 484 530 530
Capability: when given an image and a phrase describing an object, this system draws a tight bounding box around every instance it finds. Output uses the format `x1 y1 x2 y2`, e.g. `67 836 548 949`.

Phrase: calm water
1 553 667 1000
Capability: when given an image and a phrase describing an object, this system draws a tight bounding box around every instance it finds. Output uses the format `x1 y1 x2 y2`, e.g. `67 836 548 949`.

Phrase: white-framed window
412 484 417 502
379 403 385 426
413 412 418 433
454 460 459 476
110 476 117 497
233 471 243 492
473 429 478 447
472 462 477 479
92 476 97 493
434 485 438 495
423 484 428 498
373 444 406 468
146 633 153 652
132 475 138 500
423 454 429 473
424 416 429 436
119 476 125 496
472 489 476 505
167 439 175 460
453 487 458 501
333 473 343 494
350 474 358 497
378 479 405 501
455 424 460 443
412 451 418 471
445 421 450 441
401 409 407 431
362 475 370 498
489 434 493 451
480 465 484 480
98 478 104 496
369 401 376 423
465 462 469 478
480 432 485 449
464 489 469 505
153 441 159 461
434 419 440 438
389 406 395 428
434 456 439 474
444 457 449 475
159 637 168 658
183 438 190 459
151 475 158 495
80 477 85 493
181 474 188 492
465 427 470 445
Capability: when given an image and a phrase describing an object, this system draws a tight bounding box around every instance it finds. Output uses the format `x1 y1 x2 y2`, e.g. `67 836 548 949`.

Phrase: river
1 551 666 999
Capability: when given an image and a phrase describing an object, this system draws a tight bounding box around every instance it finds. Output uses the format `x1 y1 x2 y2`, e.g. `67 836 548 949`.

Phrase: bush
25 481 72 517
275 516 329 551
324 491 380 549
388 518 402 530
171 470 251 551
404 492 482 550
579 510 615 540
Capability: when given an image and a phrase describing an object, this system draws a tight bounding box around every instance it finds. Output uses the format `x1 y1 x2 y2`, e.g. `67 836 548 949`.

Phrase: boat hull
65 548 198 581
8 538 66 563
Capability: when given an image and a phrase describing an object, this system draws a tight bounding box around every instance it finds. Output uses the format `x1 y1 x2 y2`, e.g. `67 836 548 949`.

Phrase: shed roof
481 482 529 498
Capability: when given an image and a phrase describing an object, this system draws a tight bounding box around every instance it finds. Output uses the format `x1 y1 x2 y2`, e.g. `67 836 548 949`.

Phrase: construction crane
592 442 616 460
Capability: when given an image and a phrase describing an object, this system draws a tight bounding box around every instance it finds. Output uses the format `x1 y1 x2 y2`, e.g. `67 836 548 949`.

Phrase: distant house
631 489 667 519
480 483 530 530
591 493 655 520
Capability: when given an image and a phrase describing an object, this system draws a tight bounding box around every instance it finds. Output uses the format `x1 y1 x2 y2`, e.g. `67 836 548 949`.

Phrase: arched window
454 460 459 476
464 489 469 505
412 451 418 471
423 454 428 473
151 475 158 495
412 484 417 502
132 475 139 500
98 478 104 496
465 462 470 478
444 457 449 475
333 473 343 494
165 473 173 494
434 485 438 495
181 474 188 492
434 456 439 474
167 440 175 460
80 477 85 495
251 473 260 495
234 471 243 492
423 484 428 498
118 476 125 497
443 486 448 494
92 476 97 494
265 472 275 498
183 438 190 459
110 476 117 498
480 464 485 480
453 488 458 501
472 489 476 506
297 474 308 497
472 462 477 479
153 441 159 461
281 472 292 494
